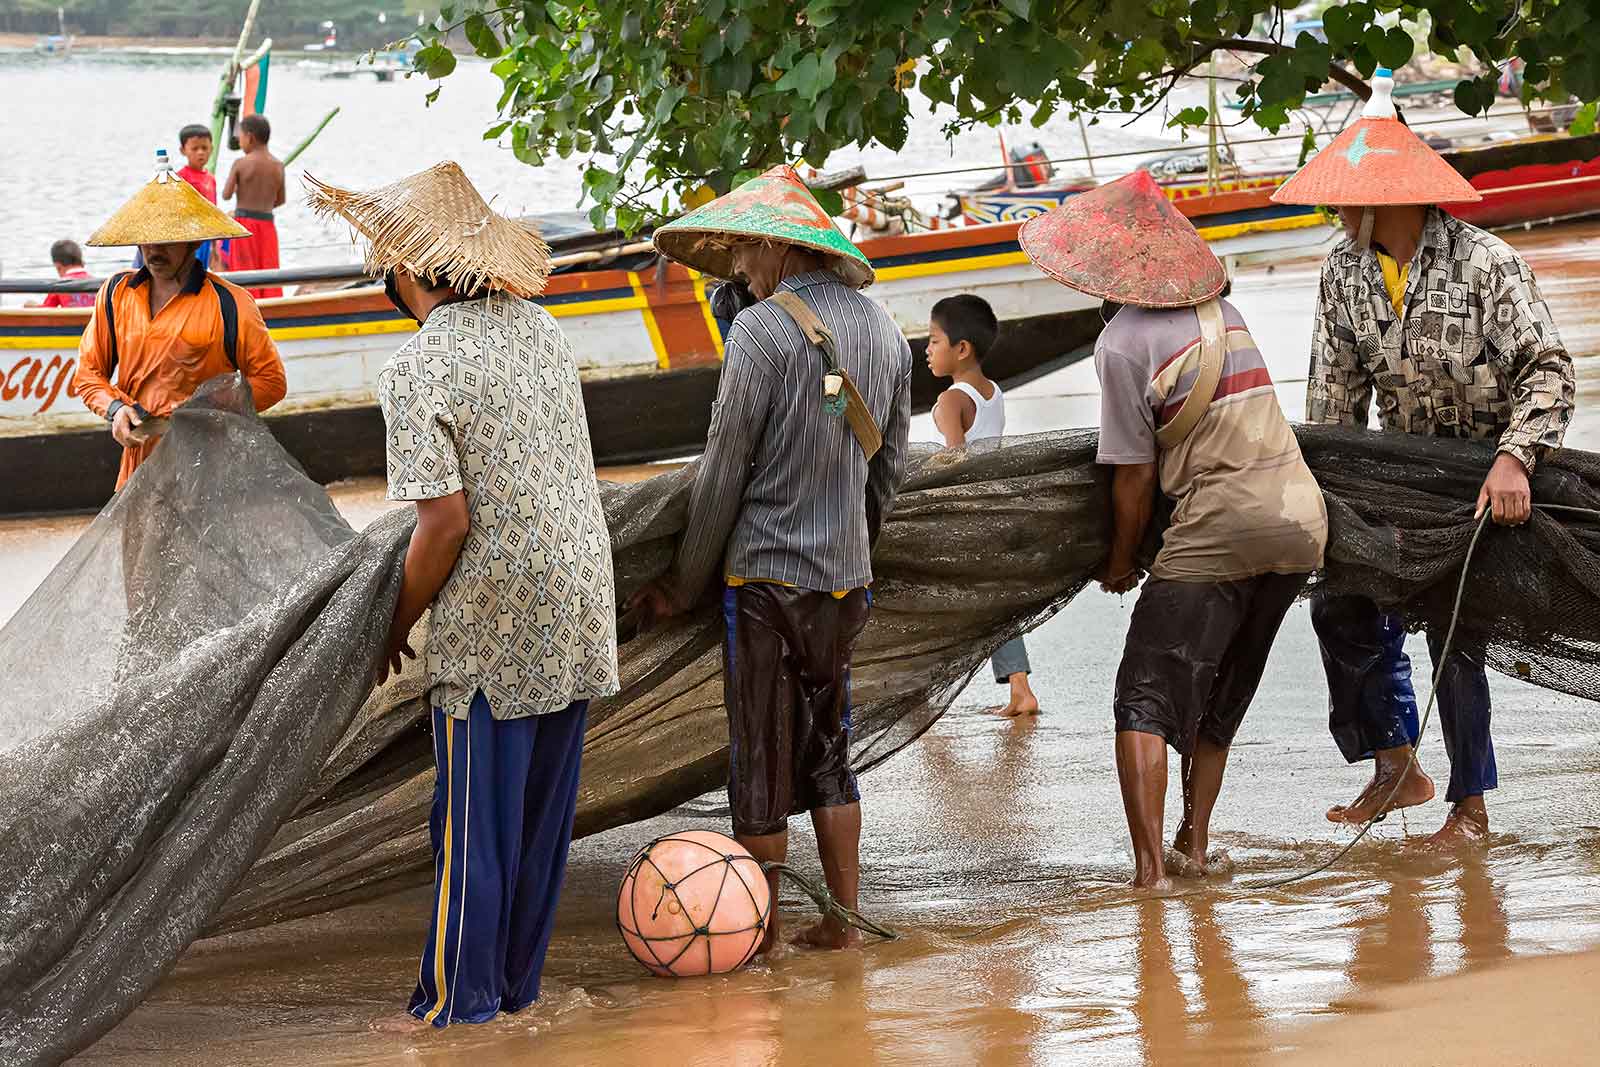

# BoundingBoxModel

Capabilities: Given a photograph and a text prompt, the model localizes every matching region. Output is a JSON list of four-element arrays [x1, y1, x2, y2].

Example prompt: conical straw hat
[[88, 170, 250, 247], [654, 164, 874, 289], [1018, 170, 1226, 308], [1272, 69, 1481, 207], [304, 162, 553, 298]]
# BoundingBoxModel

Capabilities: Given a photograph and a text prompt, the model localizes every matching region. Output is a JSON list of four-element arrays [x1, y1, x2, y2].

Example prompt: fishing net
[[4, 375, 1600, 1062]]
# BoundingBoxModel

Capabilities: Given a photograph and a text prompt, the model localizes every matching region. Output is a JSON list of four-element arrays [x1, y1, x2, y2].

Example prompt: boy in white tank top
[[927, 294, 1040, 718]]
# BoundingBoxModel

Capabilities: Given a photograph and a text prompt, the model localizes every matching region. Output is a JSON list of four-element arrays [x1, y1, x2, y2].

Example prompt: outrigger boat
[[0, 170, 1334, 515], [950, 123, 1600, 234]]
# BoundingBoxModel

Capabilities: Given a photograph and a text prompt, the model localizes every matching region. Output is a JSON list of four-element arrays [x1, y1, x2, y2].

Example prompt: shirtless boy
[[222, 114, 286, 298]]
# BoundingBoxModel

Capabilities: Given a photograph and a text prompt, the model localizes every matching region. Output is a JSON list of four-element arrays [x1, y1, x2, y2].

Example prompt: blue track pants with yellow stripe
[[407, 691, 587, 1027]]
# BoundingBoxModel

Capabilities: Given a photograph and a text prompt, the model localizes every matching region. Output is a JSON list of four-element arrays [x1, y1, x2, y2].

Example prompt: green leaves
[[413, 42, 456, 80], [464, 13, 503, 58], [398, 0, 1597, 233], [1571, 102, 1598, 138], [1168, 105, 1209, 127], [774, 52, 837, 101]]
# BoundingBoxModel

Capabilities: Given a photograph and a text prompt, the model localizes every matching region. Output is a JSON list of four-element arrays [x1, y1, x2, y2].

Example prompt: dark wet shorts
[[722, 583, 870, 837], [1114, 572, 1308, 754]]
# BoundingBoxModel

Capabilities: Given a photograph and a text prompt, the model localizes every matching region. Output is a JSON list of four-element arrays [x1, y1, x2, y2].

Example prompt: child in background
[[222, 114, 286, 298], [177, 124, 217, 268], [28, 239, 96, 308], [927, 293, 1042, 718]]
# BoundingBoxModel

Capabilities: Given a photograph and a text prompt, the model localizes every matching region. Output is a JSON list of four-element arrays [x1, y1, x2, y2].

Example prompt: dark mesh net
[[2, 379, 1597, 1062]]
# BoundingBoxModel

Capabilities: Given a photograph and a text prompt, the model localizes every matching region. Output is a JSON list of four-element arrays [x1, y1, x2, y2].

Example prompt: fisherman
[[1019, 171, 1328, 890], [632, 165, 912, 950], [27, 239, 96, 308], [1273, 68, 1575, 846], [74, 154, 286, 491], [307, 162, 619, 1027], [222, 114, 285, 298]]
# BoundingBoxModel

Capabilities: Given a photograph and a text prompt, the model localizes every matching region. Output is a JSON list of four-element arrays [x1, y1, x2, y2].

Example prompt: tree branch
[[1197, 37, 1371, 100]]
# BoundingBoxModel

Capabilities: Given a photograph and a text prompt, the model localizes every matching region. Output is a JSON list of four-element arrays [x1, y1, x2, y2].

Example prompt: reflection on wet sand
[[36, 219, 1600, 1063]]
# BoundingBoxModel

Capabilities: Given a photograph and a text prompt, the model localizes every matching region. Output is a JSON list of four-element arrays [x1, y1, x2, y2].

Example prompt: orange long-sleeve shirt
[[74, 261, 287, 488]]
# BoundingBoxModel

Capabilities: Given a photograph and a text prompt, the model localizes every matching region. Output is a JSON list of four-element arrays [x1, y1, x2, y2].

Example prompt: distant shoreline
[[0, 32, 232, 49]]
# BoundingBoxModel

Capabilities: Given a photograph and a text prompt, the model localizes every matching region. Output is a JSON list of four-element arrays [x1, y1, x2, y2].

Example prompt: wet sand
[[3, 220, 1595, 1063]]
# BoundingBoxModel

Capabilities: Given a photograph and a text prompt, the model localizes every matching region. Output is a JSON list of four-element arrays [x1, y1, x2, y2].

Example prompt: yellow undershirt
[[1377, 251, 1409, 318]]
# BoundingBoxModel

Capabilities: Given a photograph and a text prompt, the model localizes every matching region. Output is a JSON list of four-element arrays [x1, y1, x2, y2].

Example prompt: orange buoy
[[616, 830, 771, 977]]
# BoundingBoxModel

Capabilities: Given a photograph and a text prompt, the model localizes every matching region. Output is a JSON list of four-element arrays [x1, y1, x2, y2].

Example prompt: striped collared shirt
[[672, 270, 913, 598]]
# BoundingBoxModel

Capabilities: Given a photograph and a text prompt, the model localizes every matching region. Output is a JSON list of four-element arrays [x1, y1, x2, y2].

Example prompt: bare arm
[[272, 160, 287, 208], [380, 492, 469, 681], [221, 161, 239, 201], [932, 389, 974, 448], [1103, 462, 1158, 592]]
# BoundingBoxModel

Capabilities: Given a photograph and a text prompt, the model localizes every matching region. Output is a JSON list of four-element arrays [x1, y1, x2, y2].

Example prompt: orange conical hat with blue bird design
[[1272, 69, 1481, 207]]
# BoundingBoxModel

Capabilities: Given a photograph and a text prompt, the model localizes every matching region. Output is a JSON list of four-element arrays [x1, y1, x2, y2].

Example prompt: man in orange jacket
[[74, 154, 287, 490]]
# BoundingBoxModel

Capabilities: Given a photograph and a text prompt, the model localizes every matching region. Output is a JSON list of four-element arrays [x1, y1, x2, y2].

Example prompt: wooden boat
[[0, 172, 1333, 517], [952, 131, 1600, 236]]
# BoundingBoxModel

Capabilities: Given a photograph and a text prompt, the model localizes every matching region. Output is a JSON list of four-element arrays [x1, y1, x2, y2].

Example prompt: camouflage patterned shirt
[[1306, 208, 1573, 472]]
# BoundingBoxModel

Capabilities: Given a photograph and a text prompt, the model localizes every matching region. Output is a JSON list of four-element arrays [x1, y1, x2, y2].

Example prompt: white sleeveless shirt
[[948, 380, 1006, 442]]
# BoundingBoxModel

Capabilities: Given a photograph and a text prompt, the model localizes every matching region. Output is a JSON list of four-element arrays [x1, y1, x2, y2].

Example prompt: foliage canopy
[[405, 1, 1599, 230]]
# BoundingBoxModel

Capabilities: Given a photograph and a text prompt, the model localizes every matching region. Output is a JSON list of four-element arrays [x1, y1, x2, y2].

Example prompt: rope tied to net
[[762, 862, 899, 940], [1244, 499, 1600, 891]]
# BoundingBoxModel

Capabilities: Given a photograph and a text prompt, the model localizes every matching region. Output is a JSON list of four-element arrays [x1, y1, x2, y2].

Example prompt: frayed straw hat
[[89, 169, 249, 247], [1020, 171, 1226, 308], [654, 164, 874, 289], [305, 162, 553, 298]]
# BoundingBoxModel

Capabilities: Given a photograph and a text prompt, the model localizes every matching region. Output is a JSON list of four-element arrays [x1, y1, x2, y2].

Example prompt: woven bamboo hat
[[305, 161, 553, 298], [1272, 69, 1481, 207], [1019, 170, 1226, 308], [654, 164, 874, 289], [88, 165, 250, 247]]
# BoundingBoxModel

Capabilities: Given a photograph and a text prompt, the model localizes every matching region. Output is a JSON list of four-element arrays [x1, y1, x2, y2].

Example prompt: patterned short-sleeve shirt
[[377, 295, 618, 720]]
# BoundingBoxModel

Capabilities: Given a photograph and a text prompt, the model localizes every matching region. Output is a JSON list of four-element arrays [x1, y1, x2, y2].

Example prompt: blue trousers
[[407, 692, 587, 1027], [1311, 595, 1496, 803], [991, 636, 1031, 683]]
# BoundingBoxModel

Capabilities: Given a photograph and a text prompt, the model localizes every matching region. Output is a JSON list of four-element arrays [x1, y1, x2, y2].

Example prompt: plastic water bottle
[[1363, 67, 1397, 120], [154, 147, 175, 180]]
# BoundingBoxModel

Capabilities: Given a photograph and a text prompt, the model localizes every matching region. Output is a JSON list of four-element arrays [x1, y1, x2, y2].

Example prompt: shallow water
[[0, 219, 1578, 1062]]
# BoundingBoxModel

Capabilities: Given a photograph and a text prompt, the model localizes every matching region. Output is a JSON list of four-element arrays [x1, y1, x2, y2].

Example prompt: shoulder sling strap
[[99, 271, 133, 380], [768, 290, 884, 461], [99, 271, 239, 379], [212, 279, 240, 370], [1154, 298, 1227, 450]]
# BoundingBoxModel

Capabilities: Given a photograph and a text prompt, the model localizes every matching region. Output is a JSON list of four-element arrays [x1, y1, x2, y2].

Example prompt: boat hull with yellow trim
[[0, 220, 1106, 514]]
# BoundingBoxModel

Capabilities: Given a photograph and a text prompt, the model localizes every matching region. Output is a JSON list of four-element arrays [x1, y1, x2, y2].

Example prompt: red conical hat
[[1272, 70, 1481, 207], [1018, 170, 1225, 308]]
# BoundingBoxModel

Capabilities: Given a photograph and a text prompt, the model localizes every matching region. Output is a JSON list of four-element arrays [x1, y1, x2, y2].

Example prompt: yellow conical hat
[[88, 169, 250, 247]]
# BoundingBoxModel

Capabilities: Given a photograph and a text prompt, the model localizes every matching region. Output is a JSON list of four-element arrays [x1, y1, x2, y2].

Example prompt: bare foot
[[1327, 760, 1435, 824], [795, 917, 862, 950], [1172, 822, 1206, 871], [1164, 848, 1206, 879], [1417, 802, 1489, 850], [1130, 873, 1175, 894], [982, 697, 1040, 718], [371, 1013, 433, 1034]]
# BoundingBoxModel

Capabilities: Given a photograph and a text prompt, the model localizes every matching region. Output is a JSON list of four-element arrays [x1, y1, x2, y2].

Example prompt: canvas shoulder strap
[[768, 290, 883, 460], [1154, 299, 1227, 450], [99, 271, 133, 380], [211, 278, 240, 369]]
